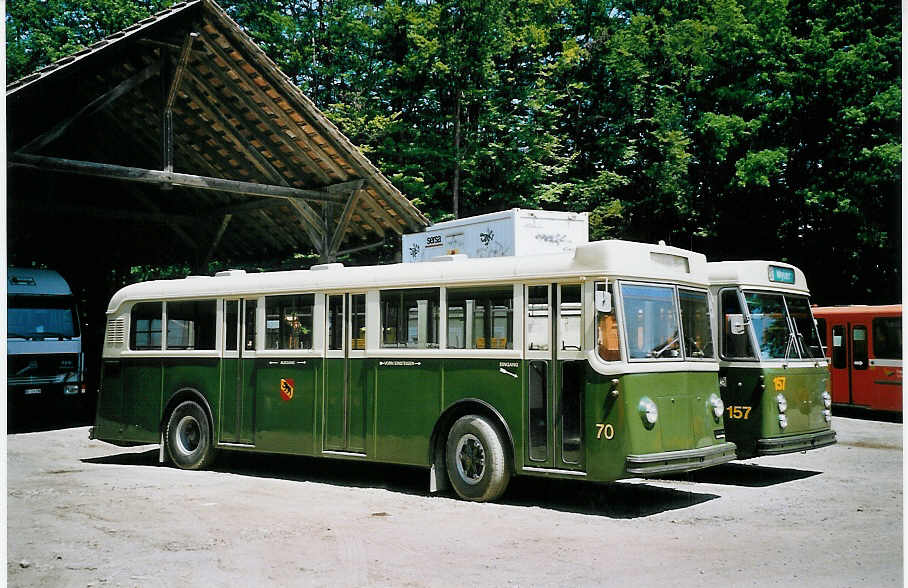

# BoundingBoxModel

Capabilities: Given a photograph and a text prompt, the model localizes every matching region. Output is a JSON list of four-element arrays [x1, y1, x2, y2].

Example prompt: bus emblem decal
[[773, 376, 786, 392], [280, 378, 295, 402]]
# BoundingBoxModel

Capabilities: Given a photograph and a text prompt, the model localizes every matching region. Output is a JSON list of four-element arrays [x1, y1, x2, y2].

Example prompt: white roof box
[[402, 208, 588, 262]]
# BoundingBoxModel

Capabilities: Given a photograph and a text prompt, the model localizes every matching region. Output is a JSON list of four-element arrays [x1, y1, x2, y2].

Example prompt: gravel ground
[[5, 416, 902, 587]]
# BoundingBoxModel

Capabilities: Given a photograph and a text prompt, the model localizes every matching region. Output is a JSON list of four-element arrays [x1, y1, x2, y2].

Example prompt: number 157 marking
[[726, 406, 752, 419]]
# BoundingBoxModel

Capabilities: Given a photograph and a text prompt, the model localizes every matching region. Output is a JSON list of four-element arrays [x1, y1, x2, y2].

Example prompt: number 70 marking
[[595, 423, 615, 440]]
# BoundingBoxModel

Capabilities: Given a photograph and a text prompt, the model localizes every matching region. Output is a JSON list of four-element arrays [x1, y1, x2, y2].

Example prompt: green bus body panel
[[252, 358, 319, 454], [584, 369, 628, 481], [443, 358, 523, 462], [95, 360, 125, 440], [375, 359, 442, 464], [124, 360, 163, 443], [323, 357, 346, 450], [219, 359, 240, 442], [348, 359, 369, 453], [720, 365, 832, 458], [96, 354, 731, 483], [583, 370, 724, 481], [95, 358, 220, 445]]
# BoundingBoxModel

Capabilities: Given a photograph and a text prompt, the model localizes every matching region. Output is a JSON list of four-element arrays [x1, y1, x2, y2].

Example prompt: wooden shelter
[[7, 0, 428, 270]]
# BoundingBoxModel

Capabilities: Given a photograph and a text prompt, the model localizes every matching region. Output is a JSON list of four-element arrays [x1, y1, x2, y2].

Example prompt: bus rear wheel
[[165, 401, 216, 470], [445, 415, 510, 502]]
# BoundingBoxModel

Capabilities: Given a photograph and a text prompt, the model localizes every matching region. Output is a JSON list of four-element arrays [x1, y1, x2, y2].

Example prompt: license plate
[[24, 388, 42, 395]]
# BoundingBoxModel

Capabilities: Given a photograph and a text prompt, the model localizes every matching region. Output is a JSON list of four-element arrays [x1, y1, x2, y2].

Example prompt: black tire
[[165, 400, 216, 470], [445, 415, 510, 502]]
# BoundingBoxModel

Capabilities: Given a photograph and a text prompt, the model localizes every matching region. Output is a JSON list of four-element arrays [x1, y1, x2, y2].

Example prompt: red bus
[[813, 305, 902, 413]]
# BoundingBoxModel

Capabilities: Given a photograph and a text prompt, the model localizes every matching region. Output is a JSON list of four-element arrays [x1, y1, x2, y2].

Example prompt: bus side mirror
[[595, 289, 612, 313], [729, 315, 746, 335]]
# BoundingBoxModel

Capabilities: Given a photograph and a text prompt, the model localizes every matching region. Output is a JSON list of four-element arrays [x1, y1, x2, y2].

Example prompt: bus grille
[[7, 354, 78, 383], [105, 318, 126, 346]]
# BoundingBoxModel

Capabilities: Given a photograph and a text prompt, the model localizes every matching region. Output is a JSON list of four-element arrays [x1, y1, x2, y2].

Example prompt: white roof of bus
[[707, 260, 810, 295], [107, 239, 709, 313], [7, 268, 72, 296]]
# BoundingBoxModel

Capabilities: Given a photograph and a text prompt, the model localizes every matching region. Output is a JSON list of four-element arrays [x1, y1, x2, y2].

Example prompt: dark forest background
[[7, 0, 901, 304]]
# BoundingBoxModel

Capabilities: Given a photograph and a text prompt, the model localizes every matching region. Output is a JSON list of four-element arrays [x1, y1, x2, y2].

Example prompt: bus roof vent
[[214, 269, 247, 278], [428, 254, 468, 263], [310, 263, 344, 271]]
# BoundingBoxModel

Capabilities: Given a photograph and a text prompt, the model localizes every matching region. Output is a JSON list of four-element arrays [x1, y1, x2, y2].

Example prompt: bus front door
[[524, 284, 585, 472], [828, 323, 850, 405], [220, 299, 256, 445], [323, 293, 368, 454], [850, 323, 872, 407]]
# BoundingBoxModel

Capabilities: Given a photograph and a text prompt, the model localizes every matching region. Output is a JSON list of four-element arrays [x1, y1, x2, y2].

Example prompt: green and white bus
[[708, 261, 836, 458], [92, 240, 737, 501]]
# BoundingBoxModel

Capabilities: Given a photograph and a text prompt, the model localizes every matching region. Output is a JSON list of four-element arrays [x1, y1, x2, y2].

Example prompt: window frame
[[677, 287, 716, 361], [617, 281, 685, 363]]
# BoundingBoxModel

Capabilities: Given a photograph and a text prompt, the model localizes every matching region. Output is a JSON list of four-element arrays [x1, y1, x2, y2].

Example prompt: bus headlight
[[823, 410, 832, 423], [776, 394, 787, 414], [709, 394, 724, 421], [778, 414, 788, 429], [822, 392, 832, 409], [638, 397, 658, 428], [64, 384, 80, 396]]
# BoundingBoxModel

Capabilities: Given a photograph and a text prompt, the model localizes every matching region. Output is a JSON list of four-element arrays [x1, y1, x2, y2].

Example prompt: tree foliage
[[6, 0, 900, 303]]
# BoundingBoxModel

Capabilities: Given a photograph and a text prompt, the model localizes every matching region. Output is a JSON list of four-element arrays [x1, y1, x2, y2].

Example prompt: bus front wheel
[[165, 401, 216, 470], [445, 415, 510, 502]]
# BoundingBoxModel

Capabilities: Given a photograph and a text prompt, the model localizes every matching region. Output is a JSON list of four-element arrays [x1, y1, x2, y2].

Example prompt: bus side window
[[446, 285, 514, 350], [380, 288, 439, 349], [831, 325, 846, 369], [852, 326, 868, 370], [166, 300, 217, 350], [244, 300, 257, 352], [872, 317, 902, 360], [265, 294, 314, 350], [559, 284, 582, 351], [130, 302, 162, 350], [526, 285, 550, 351], [595, 283, 620, 361], [720, 290, 755, 359], [351, 294, 366, 350]]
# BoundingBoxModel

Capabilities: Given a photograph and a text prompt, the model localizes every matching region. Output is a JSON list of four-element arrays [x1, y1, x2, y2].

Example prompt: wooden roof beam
[[193, 60, 333, 185], [182, 68, 327, 246], [9, 153, 347, 204], [19, 61, 162, 153], [178, 76, 285, 185], [196, 26, 350, 180]]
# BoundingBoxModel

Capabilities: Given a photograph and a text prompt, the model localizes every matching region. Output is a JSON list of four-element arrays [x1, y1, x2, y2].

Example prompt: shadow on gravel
[[832, 405, 902, 423], [661, 462, 821, 487], [500, 477, 719, 518], [8, 407, 94, 434], [82, 448, 718, 517], [83, 449, 161, 467]]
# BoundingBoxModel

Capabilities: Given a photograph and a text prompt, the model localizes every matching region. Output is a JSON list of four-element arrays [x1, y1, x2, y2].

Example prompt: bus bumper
[[756, 429, 837, 456], [626, 442, 737, 476]]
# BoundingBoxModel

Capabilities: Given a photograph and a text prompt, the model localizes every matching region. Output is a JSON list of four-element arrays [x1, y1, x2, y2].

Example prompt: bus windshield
[[743, 292, 791, 359], [621, 284, 681, 359], [785, 296, 824, 359], [8, 295, 80, 340]]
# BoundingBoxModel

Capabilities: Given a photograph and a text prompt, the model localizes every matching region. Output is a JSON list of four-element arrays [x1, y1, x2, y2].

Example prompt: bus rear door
[[221, 299, 256, 444], [323, 293, 368, 454]]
